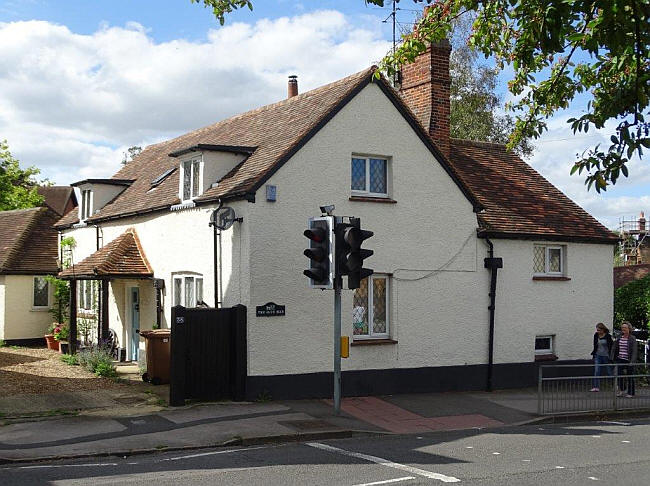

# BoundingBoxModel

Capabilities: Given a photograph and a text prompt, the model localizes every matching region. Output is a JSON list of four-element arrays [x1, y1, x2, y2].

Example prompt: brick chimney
[[288, 75, 298, 98], [399, 40, 451, 158]]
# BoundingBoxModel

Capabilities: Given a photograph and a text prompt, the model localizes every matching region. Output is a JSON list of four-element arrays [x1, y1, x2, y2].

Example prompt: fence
[[169, 304, 247, 406], [538, 361, 650, 415]]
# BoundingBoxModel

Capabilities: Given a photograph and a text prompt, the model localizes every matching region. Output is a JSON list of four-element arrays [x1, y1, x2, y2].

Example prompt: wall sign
[[256, 302, 286, 317]]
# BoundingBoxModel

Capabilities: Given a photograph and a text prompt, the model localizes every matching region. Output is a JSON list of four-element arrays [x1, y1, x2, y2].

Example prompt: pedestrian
[[590, 322, 613, 392], [610, 321, 638, 398]]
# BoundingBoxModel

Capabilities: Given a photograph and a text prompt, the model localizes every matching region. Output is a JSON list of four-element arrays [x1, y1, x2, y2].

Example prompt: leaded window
[[533, 245, 564, 275], [33, 277, 49, 308], [351, 156, 388, 197], [353, 275, 389, 339], [173, 275, 203, 307], [181, 156, 202, 201]]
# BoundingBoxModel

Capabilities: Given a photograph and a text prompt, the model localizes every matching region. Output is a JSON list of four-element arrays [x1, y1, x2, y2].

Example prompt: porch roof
[[59, 228, 153, 280]]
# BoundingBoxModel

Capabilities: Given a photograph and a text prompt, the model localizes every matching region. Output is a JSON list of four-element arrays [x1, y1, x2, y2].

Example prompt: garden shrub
[[614, 275, 650, 329], [60, 353, 79, 366], [78, 346, 117, 377]]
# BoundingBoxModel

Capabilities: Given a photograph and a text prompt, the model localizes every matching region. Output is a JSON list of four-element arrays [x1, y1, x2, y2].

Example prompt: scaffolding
[[619, 212, 648, 265]]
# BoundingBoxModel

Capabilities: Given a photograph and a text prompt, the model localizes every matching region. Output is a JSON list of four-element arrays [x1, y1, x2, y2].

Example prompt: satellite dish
[[213, 206, 237, 230]]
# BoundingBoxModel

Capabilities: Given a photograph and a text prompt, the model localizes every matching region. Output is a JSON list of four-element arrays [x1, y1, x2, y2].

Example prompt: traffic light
[[303, 216, 334, 289], [335, 217, 373, 289]]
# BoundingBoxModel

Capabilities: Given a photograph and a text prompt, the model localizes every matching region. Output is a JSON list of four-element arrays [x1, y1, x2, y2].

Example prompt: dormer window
[[180, 156, 202, 201], [80, 189, 92, 220]]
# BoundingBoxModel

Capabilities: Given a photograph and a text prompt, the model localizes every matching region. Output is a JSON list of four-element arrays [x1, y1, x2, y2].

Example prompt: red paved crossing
[[330, 396, 503, 434]]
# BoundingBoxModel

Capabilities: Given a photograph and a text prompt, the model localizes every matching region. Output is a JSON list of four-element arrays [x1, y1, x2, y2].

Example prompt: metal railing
[[538, 361, 650, 415]]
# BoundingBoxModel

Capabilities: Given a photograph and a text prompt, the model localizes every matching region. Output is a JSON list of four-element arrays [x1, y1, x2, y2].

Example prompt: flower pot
[[59, 341, 69, 354], [44, 334, 58, 351]]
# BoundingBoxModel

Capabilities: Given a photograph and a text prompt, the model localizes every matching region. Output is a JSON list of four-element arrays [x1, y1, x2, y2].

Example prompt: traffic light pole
[[333, 215, 342, 415], [333, 280, 342, 415]]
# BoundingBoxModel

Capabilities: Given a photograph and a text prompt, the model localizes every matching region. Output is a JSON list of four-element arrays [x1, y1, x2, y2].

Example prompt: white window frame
[[179, 155, 203, 202], [535, 335, 554, 355], [351, 156, 389, 198], [80, 189, 93, 220], [173, 274, 204, 308], [32, 276, 50, 309], [352, 274, 390, 340], [78, 280, 97, 312], [533, 245, 564, 276]]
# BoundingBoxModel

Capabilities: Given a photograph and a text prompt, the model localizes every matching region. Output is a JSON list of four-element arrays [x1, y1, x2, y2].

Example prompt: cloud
[[528, 114, 650, 229], [0, 11, 390, 185]]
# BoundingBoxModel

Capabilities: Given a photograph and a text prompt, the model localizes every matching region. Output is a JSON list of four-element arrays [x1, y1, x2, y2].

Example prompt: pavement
[[0, 384, 543, 464]]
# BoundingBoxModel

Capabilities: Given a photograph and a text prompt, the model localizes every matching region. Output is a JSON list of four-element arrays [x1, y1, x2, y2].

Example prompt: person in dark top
[[610, 321, 638, 397], [590, 322, 614, 392]]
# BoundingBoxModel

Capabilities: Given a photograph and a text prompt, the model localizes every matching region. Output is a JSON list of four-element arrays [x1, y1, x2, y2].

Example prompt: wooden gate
[[169, 304, 247, 406]]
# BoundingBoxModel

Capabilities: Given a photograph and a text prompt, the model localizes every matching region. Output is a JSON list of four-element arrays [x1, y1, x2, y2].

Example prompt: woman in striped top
[[610, 322, 638, 398]]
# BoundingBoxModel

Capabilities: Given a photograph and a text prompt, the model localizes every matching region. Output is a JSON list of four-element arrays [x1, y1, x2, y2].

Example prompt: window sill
[[351, 338, 398, 346], [532, 276, 571, 281], [349, 196, 396, 204], [535, 353, 558, 362], [30, 307, 50, 312]]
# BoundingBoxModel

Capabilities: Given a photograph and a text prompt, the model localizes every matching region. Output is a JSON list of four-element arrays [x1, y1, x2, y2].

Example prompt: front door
[[130, 287, 140, 361]]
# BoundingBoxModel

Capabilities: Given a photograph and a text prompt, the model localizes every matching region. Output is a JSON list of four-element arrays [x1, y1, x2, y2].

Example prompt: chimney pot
[[288, 75, 298, 98]]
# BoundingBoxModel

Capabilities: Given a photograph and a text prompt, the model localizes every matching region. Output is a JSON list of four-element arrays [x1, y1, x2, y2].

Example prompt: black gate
[[169, 304, 247, 406]]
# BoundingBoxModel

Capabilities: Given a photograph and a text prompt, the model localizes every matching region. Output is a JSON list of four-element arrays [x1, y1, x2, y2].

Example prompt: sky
[[0, 0, 647, 229]]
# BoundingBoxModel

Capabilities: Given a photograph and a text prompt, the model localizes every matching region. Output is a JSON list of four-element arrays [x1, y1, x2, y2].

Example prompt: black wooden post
[[69, 279, 77, 355], [232, 304, 247, 401], [169, 305, 187, 406], [101, 280, 109, 341]]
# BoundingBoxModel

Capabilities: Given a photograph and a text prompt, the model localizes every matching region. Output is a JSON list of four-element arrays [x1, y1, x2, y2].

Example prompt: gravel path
[[0, 346, 130, 395]]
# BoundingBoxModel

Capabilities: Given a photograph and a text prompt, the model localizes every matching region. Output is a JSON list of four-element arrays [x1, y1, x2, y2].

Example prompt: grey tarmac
[[3, 419, 650, 485]]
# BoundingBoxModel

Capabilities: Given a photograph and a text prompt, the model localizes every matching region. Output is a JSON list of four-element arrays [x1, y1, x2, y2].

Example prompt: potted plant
[[53, 324, 70, 354], [44, 323, 59, 351]]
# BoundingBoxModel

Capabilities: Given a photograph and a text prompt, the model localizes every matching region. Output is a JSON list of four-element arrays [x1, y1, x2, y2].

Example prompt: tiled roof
[[37, 186, 77, 216], [450, 139, 619, 243], [55, 67, 381, 228], [614, 264, 650, 289], [53, 67, 617, 244], [0, 207, 60, 274], [59, 228, 152, 279]]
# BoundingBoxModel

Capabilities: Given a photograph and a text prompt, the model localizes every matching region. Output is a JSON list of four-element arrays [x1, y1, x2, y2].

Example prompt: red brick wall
[[399, 41, 451, 158]]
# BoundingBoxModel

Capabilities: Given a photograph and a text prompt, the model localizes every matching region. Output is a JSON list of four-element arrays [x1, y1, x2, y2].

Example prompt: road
[[3, 419, 650, 485]]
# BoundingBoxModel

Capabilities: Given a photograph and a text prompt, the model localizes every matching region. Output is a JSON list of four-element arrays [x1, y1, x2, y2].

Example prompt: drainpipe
[[483, 237, 503, 392], [209, 200, 223, 308]]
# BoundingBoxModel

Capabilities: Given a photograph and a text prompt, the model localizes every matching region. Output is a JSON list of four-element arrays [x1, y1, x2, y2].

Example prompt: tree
[[121, 146, 143, 165], [448, 15, 534, 157], [195, 0, 649, 192], [0, 139, 44, 211]]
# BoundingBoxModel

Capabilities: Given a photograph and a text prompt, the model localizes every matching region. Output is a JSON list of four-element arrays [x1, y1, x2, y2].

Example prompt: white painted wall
[[492, 239, 614, 363], [202, 151, 248, 194], [0, 276, 5, 340], [1, 275, 54, 340], [246, 83, 485, 376], [62, 199, 250, 356]]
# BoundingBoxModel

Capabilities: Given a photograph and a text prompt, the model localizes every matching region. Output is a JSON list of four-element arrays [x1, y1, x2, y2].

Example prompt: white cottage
[[55, 44, 617, 399]]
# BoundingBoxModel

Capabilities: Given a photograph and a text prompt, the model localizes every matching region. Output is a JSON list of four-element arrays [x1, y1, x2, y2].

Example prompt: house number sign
[[256, 302, 286, 317]]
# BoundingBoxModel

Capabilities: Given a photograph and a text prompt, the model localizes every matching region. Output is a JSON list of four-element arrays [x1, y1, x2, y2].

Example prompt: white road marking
[[352, 477, 416, 486], [162, 446, 268, 461], [600, 421, 630, 426], [591, 435, 601, 438], [14, 463, 118, 470], [555, 466, 565, 469], [492, 452, 500, 455], [622, 440, 631, 443], [465, 447, 473, 449], [588, 477, 599, 481], [306, 442, 460, 483], [522, 460, 531, 462]]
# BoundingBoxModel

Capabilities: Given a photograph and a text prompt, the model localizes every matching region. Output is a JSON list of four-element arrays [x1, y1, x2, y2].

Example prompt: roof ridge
[[451, 138, 508, 150], [0, 206, 43, 215], [131, 67, 376, 158]]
